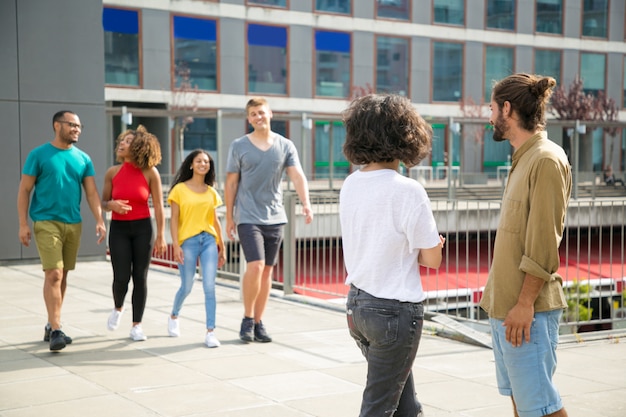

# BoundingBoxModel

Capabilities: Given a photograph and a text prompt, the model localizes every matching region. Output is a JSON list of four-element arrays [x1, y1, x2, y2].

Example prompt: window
[[536, 0, 562, 34], [315, 31, 351, 98], [103, 8, 140, 86], [431, 124, 461, 176], [247, 0, 287, 7], [248, 119, 287, 137], [580, 52, 606, 96], [483, 127, 512, 175], [433, 42, 463, 102], [535, 49, 561, 85], [433, 0, 464, 26], [173, 16, 217, 91], [376, 36, 409, 96], [486, 0, 515, 30], [582, 0, 608, 38], [484, 46, 514, 101], [315, 0, 350, 14], [314, 121, 349, 179], [247, 24, 287, 95], [376, 0, 410, 21], [184, 118, 217, 161]]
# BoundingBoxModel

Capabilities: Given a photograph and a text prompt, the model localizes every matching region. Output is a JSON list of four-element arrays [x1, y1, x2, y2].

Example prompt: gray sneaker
[[254, 321, 272, 343], [44, 324, 72, 344], [239, 317, 254, 342]]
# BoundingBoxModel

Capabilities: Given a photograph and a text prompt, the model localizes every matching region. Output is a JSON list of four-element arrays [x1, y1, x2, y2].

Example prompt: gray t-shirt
[[226, 133, 301, 225]]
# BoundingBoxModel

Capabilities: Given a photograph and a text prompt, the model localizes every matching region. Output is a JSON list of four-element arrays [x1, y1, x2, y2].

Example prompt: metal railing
[[149, 189, 626, 334]]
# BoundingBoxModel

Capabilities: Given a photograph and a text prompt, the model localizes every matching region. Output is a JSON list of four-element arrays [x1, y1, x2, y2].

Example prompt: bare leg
[[43, 268, 65, 330], [511, 397, 568, 417], [242, 260, 265, 318], [253, 265, 274, 322]]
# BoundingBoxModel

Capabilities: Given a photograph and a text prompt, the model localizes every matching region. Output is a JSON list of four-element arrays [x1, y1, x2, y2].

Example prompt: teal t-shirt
[[23, 143, 96, 224]]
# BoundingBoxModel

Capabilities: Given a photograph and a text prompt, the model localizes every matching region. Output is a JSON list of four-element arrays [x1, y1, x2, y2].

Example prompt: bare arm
[[224, 172, 239, 239], [286, 165, 313, 224], [148, 167, 167, 255], [82, 176, 106, 244], [101, 166, 131, 214], [170, 201, 183, 264], [17, 174, 36, 246], [503, 273, 545, 347], [418, 235, 445, 269], [213, 211, 226, 268]]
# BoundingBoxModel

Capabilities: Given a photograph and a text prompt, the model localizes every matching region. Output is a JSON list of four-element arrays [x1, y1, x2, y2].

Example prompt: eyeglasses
[[57, 120, 83, 130]]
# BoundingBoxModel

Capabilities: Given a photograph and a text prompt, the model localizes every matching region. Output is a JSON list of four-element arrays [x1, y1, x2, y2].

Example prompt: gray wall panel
[[465, 42, 483, 102], [410, 37, 431, 103], [0, 0, 18, 101], [220, 18, 245, 95], [352, 32, 374, 93], [516, 0, 534, 35], [142, 9, 171, 91], [16, 0, 104, 104], [564, 0, 581, 38], [562, 49, 579, 86], [466, 0, 484, 30], [289, 26, 313, 99], [354, 0, 374, 19], [516, 45, 533, 74], [0, 101, 22, 261]]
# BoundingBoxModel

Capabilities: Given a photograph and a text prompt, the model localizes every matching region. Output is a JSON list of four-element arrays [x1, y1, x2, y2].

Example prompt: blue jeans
[[346, 285, 424, 417], [171, 232, 218, 329]]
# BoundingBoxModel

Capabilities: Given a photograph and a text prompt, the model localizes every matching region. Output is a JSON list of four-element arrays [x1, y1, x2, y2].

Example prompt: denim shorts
[[489, 309, 564, 417]]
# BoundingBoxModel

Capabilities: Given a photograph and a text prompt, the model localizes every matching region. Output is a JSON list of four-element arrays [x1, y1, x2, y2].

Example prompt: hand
[[173, 246, 184, 264], [96, 222, 106, 245], [218, 251, 227, 268], [439, 234, 446, 248], [154, 235, 167, 256], [303, 206, 314, 224], [19, 225, 31, 247], [503, 303, 534, 347], [110, 199, 132, 215], [226, 220, 236, 240]]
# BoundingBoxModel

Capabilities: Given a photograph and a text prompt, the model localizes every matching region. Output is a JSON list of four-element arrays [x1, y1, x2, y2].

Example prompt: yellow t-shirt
[[168, 183, 222, 246]]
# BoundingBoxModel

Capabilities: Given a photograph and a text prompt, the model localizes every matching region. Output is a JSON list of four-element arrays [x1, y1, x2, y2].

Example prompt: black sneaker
[[44, 324, 72, 344], [239, 317, 254, 343], [49, 330, 67, 351], [254, 321, 272, 343]]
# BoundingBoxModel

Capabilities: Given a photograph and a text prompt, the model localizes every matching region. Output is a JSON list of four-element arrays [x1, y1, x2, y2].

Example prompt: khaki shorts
[[33, 221, 82, 271]]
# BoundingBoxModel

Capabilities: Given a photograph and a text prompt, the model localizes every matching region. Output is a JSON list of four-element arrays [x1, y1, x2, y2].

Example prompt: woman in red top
[[101, 125, 166, 341]]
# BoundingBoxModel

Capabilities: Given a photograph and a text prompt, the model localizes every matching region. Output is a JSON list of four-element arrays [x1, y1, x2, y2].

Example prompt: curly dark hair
[[115, 125, 162, 170], [342, 94, 433, 167], [491, 73, 556, 132], [170, 149, 215, 192]]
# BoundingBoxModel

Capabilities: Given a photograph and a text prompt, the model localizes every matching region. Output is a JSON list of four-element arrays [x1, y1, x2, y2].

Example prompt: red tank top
[[111, 162, 151, 221]]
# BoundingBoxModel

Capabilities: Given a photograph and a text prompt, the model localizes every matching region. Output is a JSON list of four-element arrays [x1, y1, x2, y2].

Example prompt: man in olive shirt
[[480, 74, 572, 417]]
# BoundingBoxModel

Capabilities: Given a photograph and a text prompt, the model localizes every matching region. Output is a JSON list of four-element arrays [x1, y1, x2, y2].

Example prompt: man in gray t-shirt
[[225, 97, 313, 344]]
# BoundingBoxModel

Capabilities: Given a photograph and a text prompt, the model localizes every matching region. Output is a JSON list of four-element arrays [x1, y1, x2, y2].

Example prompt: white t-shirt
[[339, 169, 441, 302]]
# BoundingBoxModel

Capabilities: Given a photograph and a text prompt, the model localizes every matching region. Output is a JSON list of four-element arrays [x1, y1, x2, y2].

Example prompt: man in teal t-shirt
[[17, 110, 106, 352]]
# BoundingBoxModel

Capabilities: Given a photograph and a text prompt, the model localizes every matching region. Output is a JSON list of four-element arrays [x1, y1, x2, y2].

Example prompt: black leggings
[[108, 218, 153, 323]]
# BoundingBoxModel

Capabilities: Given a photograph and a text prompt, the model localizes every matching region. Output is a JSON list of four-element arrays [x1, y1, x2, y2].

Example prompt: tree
[[171, 62, 199, 165]]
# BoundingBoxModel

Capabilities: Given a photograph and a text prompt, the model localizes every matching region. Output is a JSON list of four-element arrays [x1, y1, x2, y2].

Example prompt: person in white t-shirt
[[340, 94, 445, 417]]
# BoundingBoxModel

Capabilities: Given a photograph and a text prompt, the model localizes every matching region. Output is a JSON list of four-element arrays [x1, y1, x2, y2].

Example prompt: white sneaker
[[168, 316, 180, 337], [107, 308, 124, 331], [130, 325, 147, 341], [205, 331, 220, 348]]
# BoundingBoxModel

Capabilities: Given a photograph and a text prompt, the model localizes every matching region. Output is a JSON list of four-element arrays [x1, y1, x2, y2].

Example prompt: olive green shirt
[[479, 131, 572, 319]]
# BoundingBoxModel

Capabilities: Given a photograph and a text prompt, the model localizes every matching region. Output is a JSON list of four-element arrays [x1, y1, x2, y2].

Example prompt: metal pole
[[216, 109, 223, 187], [329, 122, 334, 190], [282, 193, 296, 295], [447, 116, 454, 200], [573, 120, 579, 200]]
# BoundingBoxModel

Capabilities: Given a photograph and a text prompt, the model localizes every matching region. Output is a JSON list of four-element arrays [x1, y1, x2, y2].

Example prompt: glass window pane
[[315, 0, 350, 14], [376, 36, 409, 96], [536, 0, 562, 34], [248, 120, 287, 137], [623, 56, 626, 108], [315, 31, 351, 98], [433, 0, 464, 26], [248, 0, 287, 7], [183, 118, 218, 161], [174, 17, 217, 91], [103, 8, 139, 86], [247, 24, 288, 95], [580, 52, 606, 96], [376, 0, 410, 20], [314, 121, 349, 180], [483, 127, 512, 175], [486, 0, 515, 30], [535, 49, 561, 84], [433, 42, 463, 102], [484, 46, 514, 101], [583, 0, 608, 38]]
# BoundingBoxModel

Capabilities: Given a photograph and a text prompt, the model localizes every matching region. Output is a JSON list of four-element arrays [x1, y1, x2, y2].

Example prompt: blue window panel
[[248, 24, 287, 47], [174, 16, 216, 41], [103, 8, 138, 34], [315, 31, 350, 53]]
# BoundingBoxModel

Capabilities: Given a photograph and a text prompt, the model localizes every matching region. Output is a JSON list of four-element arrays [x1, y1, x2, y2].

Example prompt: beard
[[492, 113, 509, 142]]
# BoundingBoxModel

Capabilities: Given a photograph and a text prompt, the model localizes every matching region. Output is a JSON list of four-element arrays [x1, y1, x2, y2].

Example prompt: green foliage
[[564, 280, 594, 322]]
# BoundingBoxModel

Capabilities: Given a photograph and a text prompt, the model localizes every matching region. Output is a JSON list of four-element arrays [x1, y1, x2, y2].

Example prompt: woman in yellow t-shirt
[[167, 149, 226, 348]]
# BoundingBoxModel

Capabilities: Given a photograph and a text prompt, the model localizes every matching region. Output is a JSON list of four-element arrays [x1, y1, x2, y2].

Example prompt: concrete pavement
[[1, 261, 625, 417]]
